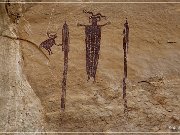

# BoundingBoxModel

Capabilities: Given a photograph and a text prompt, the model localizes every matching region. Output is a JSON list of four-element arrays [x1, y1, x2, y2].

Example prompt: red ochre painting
[[0, 0, 180, 133]]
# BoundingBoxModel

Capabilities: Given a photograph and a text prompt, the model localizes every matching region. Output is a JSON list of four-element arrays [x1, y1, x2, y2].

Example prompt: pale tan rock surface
[[0, 4, 45, 132], [0, 0, 180, 133]]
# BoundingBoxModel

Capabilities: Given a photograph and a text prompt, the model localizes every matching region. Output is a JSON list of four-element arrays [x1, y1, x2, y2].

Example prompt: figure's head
[[52, 34, 57, 39], [83, 10, 106, 25], [47, 32, 57, 39], [124, 18, 128, 27]]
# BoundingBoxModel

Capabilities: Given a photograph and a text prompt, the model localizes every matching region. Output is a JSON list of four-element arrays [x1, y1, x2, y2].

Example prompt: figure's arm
[[53, 38, 62, 46], [77, 23, 86, 27], [100, 21, 111, 27], [55, 41, 63, 46], [58, 44, 63, 46]]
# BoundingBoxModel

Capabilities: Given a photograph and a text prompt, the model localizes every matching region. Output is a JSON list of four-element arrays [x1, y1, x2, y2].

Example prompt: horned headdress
[[83, 10, 107, 23]]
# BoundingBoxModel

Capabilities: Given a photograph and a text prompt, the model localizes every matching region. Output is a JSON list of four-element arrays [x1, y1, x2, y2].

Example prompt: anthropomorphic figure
[[78, 10, 110, 82], [122, 18, 129, 116], [61, 22, 70, 111]]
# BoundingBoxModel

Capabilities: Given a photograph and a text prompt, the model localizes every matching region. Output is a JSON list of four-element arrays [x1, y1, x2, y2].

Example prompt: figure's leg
[[49, 48, 53, 54], [47, 49, 51, 55], [93, 77, 96, 83], [87, 75, 90, 82]]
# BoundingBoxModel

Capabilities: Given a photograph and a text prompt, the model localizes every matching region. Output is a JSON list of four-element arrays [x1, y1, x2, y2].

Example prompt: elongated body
[[122, 19, 129, 116], [61, 22, 69, 111], [85, 25, 101, 80]]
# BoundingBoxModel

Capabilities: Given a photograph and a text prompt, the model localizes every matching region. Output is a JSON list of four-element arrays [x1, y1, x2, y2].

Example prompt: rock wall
[[0, 4, 46, 132], [0, 0, 180, 133]]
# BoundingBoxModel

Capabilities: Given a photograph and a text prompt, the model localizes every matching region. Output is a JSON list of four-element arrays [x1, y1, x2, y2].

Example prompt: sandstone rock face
[[0, 4, 45, 132], [0, 0, 180, 133]]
